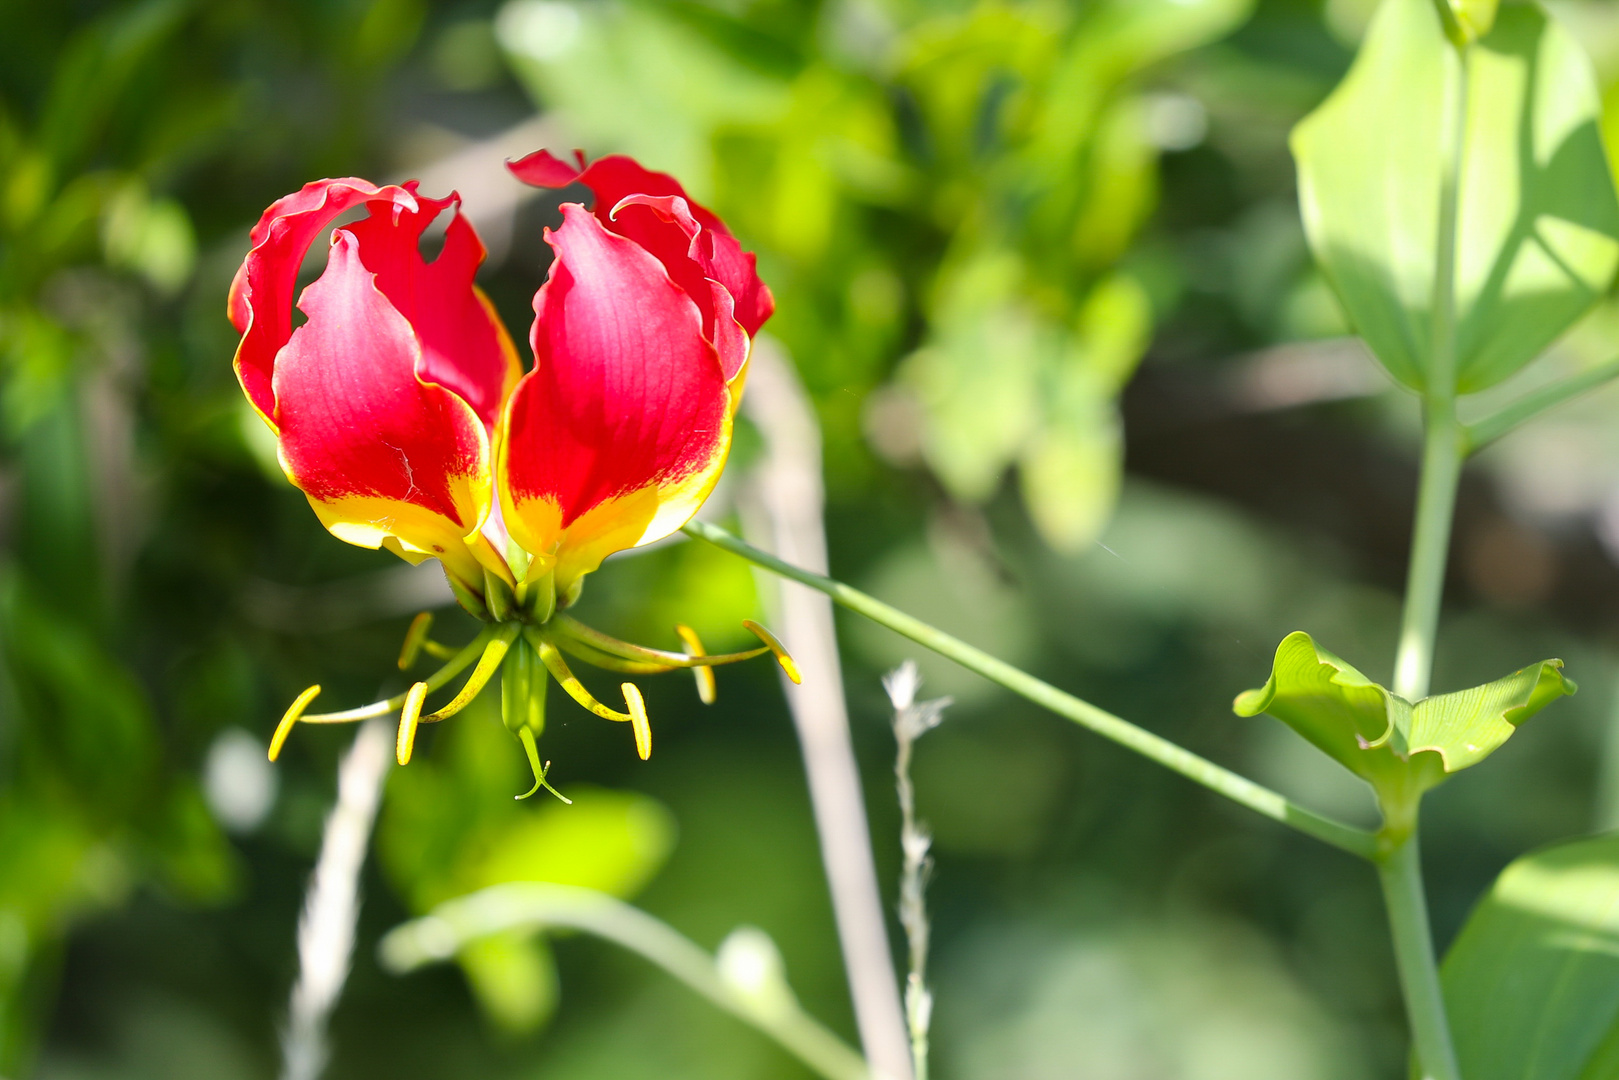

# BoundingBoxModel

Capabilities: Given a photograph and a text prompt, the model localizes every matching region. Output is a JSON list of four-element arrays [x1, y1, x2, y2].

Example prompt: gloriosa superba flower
[[230, 149, 796, 799]]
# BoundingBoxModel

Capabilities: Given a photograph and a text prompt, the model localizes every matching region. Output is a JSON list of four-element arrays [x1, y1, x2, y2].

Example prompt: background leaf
[[1442, 832, 1619, 1079], [1293, 0, 1619, 393]]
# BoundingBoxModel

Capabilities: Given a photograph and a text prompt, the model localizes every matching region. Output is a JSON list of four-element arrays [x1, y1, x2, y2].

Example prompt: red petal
[[275, 229, 491, 560], [610, 193, 750, 381], [506, 148, 588, 188], [230, 178, 418, 422], [343, 189, 521, 430], [507, 150, 774, 346], [499, 204, 730, 587]]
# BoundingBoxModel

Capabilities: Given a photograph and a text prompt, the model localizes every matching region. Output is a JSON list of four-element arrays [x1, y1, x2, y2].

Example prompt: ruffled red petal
[[275, 229, 491, 552], [342, 188, 520, 430], [229, 178, 418, 423], [498, 204, 731, 587], [508, 150, 774, 374]]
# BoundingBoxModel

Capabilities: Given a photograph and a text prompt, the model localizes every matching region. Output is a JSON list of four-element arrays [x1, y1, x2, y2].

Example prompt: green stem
[[1394, 34, 1469, 705], [380, 884, 874, 1080], [1392, 399, 1463, 702], [1377, 834, 1461, 1080], [1379, 36, 1470, 1080], [1462, 355, 1619, 452], [682, 520, 1377, 860]]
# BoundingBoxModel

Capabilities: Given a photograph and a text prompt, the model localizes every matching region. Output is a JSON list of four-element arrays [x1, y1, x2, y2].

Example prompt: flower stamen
[[424, 624, 520, 722], [395, 681, 429, 765], [269, 684, 323, 761], [397, 613, 457, 669], [742, 620, 801, 683], [548, 613, 770, 669], [531, 634, 637, 722], [675, 624, 717, 704], [623, 682, 652, 759]]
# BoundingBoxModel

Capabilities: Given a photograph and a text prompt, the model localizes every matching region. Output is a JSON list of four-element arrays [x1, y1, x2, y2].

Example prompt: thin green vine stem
[[1463, 355, 1619, 452], [1378, 833, 1461, 1080], [1379, 35, 1472, 1080], [682, 520, 1378, 860], [380, 883, 874, 1080]]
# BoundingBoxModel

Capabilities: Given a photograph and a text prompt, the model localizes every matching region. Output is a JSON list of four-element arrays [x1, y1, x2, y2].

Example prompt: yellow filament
[[303, 630, 490, 724], [623, 682, 652, 760], [269, 685, 322, 762], [533, 637, 634, 722], [398, 612, 434, 669], [743, 620, 801, 684], [675, 624, 717, 704], [549, 613, 767, 668], [425, 628, 517, 721], [396, 681, 428, 765]]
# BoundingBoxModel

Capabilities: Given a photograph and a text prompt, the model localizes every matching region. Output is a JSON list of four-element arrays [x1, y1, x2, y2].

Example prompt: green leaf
[[1234, 631, 1574, 806], [452, 785, 676, 899], [1442, 832, 1619, 1079], [458, 931, 559, 1034], [1233, 631, 1423, 798], [1448, 0, 1498, 42], [1292, 0, 1619, 393], [1018, 374, 1121, 553]]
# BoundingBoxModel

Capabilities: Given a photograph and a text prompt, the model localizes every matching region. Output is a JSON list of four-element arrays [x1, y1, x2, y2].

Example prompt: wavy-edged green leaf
[[1234, 631, 1575, 803], [1234, 631, 1422, 797], [1292, 0, 1619, 393], [1442, 832, 1619, 1079], [1406, 655, 1573, 771]]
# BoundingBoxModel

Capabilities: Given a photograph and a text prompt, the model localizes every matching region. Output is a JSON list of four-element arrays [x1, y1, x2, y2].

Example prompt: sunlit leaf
[[1292, 0, 1619, 393], [458, 931, 559, 1033], [1019, 375, 1120, 553], [900, 254, 1048, 502], [1234, 631, 1574, 803], [1442, 832, 1619, 1079], [453, 785, 676, 899], [1448, 0, 1498, 42]]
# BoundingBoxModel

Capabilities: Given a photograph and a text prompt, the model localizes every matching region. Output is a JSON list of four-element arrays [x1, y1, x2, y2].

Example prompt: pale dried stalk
[[883, 661, 948, 1080], [280, 718, 392, 1080], [740, 340, 914, 1080]]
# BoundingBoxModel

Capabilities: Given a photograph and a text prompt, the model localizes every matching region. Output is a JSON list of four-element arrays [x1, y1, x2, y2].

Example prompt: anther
[[623, 683, 652, 760], [742, 620, 801, 684], [269, 685, 322, 762], [398, 613, 435, 670], [396, 681, 428, 765], [674, 624, 717, 704]]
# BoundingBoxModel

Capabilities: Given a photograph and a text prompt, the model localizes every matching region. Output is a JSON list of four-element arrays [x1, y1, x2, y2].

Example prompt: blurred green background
[[6, 0, 1619, 1076]]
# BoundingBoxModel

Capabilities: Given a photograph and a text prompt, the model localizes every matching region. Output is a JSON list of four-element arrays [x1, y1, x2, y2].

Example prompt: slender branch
[[739, 342, 916, 1080], [1377, 835, 1461, 1080], [682, 519, 1378, 860], [1462, 355, 1619, 452], [378, 884, 875, 1080]]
